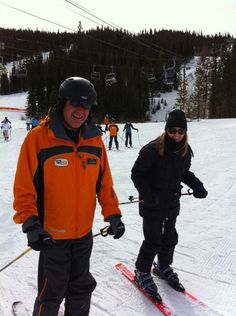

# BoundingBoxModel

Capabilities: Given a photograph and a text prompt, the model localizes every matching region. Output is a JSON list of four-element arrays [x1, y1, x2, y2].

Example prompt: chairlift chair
[[14, 64, 27, 79], [140, 67, 148, 79], [105, 65, 117, 86], [90, 64, 101, 81], [105, 73, 117, 86], [0, 56, 7, 76], [162, 68, 177, 85], [14, 68, 27, 78], [162, 60, 177, 85], [147, 69, 156, 83], [14, 55, 27, 78]]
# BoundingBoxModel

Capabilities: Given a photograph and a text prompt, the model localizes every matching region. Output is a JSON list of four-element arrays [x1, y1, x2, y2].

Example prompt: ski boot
[[134, 269, 162, 303], [153, 262, 185, 292]]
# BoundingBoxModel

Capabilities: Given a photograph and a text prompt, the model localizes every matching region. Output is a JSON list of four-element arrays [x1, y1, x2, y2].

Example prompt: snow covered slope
[[0, 94, 236, 315]]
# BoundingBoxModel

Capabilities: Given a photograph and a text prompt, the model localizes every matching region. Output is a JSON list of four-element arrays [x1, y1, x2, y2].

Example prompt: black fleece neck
[[164, 134, 185, 154]]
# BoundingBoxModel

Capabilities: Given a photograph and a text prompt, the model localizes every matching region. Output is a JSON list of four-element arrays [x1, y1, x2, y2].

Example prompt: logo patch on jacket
[[87, 158, 97, 165], [54, 158, 69, 167]]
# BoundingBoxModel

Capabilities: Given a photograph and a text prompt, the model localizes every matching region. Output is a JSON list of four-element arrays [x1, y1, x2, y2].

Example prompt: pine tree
[[192, 55, 211, 119], [175, 63, 188, 111]]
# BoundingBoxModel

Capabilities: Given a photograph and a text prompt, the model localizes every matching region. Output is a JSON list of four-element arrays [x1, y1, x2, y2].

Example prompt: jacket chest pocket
[[79, 156, 100, 180]]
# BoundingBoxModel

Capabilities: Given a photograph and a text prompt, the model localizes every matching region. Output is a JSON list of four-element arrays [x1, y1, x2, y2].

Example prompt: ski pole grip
[[100, 225, 109, 237]]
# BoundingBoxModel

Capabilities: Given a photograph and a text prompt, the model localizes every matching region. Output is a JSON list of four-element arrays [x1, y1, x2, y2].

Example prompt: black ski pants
[[125, 133, 132, 147], [108, 136, 119, 149], [135, 215, 178, 273], [33, 232, 97, 316]]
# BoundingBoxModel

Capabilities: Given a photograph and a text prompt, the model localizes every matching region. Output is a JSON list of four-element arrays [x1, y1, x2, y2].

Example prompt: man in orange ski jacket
[[13, 77, 125, 316], [108, 118, 119, 150]]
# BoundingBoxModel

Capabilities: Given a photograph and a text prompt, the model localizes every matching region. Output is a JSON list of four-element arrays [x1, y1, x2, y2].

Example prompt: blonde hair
[[153, 132, 189, 157]]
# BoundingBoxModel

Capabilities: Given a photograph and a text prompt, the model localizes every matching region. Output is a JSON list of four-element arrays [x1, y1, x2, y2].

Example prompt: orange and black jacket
[[108, 123, 119, 136], [13, 110, 121, 240]]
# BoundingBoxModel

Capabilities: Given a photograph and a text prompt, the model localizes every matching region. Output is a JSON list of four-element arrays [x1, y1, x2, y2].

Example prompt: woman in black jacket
[[131, 109, 208, 301]]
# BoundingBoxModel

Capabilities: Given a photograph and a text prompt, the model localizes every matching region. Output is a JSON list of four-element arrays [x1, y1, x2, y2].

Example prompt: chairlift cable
[[65, 0, 123, 30], [0, 1, 75, 33], [0, 2, 167, 65], [66, 0, 186, 60], [0, 1, 185, 67], [67, 8, 103, 27]]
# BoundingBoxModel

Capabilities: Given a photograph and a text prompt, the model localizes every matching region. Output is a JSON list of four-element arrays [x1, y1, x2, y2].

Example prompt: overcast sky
[[0, 0, 235, 37]]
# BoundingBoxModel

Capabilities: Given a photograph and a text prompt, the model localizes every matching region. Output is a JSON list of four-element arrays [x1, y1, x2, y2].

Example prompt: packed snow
[[0, 92, 236, 316]]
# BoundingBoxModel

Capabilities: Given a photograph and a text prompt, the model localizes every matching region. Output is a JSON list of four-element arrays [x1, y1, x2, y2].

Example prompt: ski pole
[[119, 191, 193, 206], [93, 225, 110, 237], [0, 247, 32, 272], [0, 226, 111, 272], [136, 130, 141, 147], [119, 195, 141, 205], [120, 132, 124, 147], [181, 189, 193, 196]]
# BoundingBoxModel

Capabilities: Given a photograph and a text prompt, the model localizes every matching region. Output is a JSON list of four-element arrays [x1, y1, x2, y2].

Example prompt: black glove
[[106, 215, 125, 239], [22, 216, 54, 251], [193, 185, 208, 199], [141, 194, 159, 209]]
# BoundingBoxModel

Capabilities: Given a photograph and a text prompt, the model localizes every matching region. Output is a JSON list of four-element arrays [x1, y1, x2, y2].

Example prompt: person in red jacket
[[13, 77, 125, 316]]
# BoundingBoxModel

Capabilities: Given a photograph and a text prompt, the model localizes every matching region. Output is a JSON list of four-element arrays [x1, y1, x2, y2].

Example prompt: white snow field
[[0, 93, 236, 315]]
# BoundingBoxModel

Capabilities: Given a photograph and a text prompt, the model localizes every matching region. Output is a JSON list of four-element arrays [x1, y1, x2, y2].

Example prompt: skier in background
[[131, 109, 208, 302], [13, 77, 125, 316], [1, 116, 11, 124], [123, 121, 138, 147], [31, 117, 39, 129], [103, 114, 110, 131], [108, 118, 119, 150], [1, 119, 11, 141], [26, 117, 31, 131], [96, 121, 106, 134]]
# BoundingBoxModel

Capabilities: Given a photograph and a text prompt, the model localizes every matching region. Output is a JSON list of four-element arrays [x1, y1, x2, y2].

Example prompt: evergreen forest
[[0, 27, 235, 120]]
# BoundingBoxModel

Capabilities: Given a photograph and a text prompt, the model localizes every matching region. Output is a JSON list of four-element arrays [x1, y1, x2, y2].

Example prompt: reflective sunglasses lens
[[81, 104, 92, 110], [70, 101, 91, 110], [168, 127, 185, 135]]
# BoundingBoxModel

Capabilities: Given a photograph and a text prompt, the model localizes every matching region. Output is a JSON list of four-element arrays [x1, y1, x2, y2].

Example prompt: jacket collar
[[49, 109, 102, 142]]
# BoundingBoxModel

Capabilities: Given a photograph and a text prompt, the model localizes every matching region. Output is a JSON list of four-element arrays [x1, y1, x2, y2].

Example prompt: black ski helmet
[[59, 77, 97, 108]]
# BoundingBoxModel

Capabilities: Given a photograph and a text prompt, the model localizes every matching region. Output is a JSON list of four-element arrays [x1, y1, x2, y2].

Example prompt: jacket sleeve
[[182, 150, 203, 189], [13, 133, 39, 224], [131, 145, 156, 199], [97, 142, 121, 219]]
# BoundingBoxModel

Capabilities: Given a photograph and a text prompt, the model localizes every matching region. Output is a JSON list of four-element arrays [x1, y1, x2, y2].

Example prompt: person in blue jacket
[[123, 121, 138, 147], [31, 117, 39, 129]]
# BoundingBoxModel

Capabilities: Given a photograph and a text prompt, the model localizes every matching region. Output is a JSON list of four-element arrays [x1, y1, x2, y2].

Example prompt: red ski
[[115, 263, 177, 316], [152, 270, 224, 316]]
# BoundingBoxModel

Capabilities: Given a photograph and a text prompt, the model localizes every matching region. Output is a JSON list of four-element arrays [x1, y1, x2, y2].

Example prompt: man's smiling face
[[63, 100, 90, 129]]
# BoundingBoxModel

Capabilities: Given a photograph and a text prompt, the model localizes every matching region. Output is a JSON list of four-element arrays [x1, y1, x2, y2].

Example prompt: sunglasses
[[167, 127, 186, 135], [70, 101, 92, 110]]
